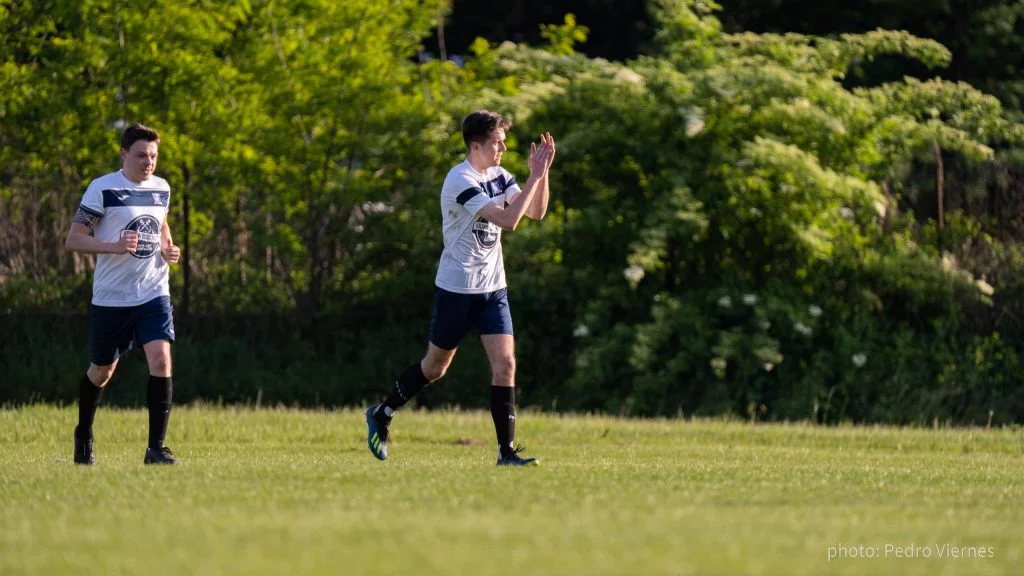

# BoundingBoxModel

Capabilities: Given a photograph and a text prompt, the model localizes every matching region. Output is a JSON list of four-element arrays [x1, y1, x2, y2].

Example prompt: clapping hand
[[528, 132, 555, 176]]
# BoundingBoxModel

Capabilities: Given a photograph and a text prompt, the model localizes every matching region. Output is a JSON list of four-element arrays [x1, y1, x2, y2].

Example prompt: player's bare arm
[[526, 132, 556, 220], [160, 219, 180, 264], [477, 137, 553, 231], [65, 214, 138, 255]]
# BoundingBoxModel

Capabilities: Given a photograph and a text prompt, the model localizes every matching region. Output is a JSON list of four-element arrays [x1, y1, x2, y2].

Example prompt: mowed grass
[[0, 406, 1021, 576]]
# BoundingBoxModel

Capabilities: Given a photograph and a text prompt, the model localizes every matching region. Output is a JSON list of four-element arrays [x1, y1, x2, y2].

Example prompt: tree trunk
[[181, 162, 192, 319], [933, 138, 944, 237]]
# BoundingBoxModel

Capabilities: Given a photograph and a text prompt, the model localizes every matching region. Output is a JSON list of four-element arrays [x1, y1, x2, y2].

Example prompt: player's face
[[477, 128, 507, 168], [120, 140, 159, 183]]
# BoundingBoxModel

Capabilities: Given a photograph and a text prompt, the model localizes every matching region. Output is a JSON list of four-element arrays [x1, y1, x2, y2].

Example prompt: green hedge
[[0, 312, 498, 411], [3, 306, 1021, 425]]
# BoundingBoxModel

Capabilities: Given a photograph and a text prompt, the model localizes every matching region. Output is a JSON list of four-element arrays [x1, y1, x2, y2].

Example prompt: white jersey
[[78, 171, 171, 307], [434, 159, 522, 294]]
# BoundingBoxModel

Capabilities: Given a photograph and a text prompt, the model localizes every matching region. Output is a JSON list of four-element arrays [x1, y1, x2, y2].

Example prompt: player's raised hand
[[528, 136, 553, 176], [161, 244, 181, 264], [543, 132, 556, 169], [115, 231, 138, 254]]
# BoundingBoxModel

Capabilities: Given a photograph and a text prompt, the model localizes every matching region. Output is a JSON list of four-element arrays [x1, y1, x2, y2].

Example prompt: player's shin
[[147, 375, 172, 449], [490, 385, 516, 457], [76, 374, 104, 437], [375, 362, 429, 420]]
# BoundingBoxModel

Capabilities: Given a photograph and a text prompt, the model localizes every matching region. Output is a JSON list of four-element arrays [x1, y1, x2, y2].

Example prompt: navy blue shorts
[[89, 295, 175, 366], [428, 287, 513, 350]]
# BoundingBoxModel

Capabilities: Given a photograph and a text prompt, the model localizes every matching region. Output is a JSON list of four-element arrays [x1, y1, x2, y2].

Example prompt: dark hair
[[462, 110, 511, 149], [120, 123, 160, 151]]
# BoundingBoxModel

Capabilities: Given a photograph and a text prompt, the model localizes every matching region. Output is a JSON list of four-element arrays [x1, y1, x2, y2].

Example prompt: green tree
[[466, 0, 1023, 422]]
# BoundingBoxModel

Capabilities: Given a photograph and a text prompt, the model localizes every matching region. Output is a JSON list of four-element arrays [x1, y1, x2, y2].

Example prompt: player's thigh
[[477, 289, 515, 382], [89, 303, 136, 368], [142, 339, 172, 377], [474, 288, 514, 339], [136, 296, 175, 377], [480, 334, 516, 384], [428, 287, 476, 351]]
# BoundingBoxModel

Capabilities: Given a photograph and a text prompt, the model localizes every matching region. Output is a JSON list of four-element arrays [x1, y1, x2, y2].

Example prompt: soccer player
[[65, 123, 181, 465], [366, 110, 555, 466]]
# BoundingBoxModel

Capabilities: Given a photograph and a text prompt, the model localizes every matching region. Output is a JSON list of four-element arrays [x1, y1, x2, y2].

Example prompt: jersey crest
[[123, 215, 162, 259]]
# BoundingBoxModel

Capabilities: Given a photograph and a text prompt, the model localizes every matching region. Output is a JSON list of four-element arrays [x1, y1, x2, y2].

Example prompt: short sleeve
[[502, 169, 522, 205], [79, 179, 105, 218], [462, 192, 493, 216], [444, 171, 491, 216]]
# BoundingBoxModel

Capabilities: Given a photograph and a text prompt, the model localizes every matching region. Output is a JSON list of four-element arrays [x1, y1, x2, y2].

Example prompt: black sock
[[375, 362, 429, 420], [147, 375, 173, 450], [76, 374, 104, 437], [491, 385, 516, 457]]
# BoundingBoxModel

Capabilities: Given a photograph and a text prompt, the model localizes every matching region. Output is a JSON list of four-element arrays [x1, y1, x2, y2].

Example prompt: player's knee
[[491, 356, 515, 384], [422, 361, 448, 382], [148, 356, 172, 377], [88, 365, 115, 387], [149, 358, 171, 377]]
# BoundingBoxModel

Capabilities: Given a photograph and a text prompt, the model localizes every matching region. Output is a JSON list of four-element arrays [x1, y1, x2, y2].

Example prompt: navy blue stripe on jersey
[[102, 189, 169, 208], [491, 175, 507, 197], [456, 187, 484, 206], [481, 174, 518, 198], [79, 204, 104, 217]]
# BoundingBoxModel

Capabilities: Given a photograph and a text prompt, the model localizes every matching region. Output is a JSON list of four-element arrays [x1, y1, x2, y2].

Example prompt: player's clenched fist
[[116, 231, 139, 254], [161, 244, 181, 264]]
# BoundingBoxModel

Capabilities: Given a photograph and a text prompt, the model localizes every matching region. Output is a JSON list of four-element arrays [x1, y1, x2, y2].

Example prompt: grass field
[[0, 406, 1021, 576]]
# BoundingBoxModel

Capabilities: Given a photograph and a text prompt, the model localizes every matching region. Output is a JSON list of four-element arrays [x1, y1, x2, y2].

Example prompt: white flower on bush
[[851, 353, 867, 368], [623, 265, 645, 285], [717, 295, 732, 308], [361, 201, 394, 214], [573, 324, 590, 338], [614, 68, 644, 86], [710, 357, 727, 378], [759, 319, 771, 331], [685, 108, 705, 137], [808, 305, 822, 318], [975, 279, 995, 296], [941, 252, 958, 272], [742, 294, 758, 305], [839, 207, 854, 220], [793, 322, 812, 336], [762, 362, 774, 372]]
